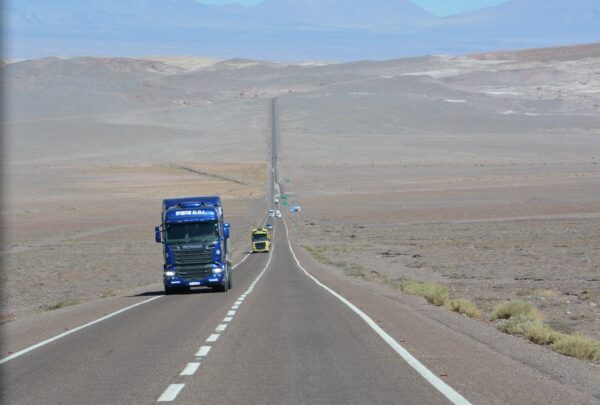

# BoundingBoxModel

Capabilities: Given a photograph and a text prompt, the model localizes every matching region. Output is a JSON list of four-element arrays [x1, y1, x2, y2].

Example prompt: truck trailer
[[155, 196, 231, 294]]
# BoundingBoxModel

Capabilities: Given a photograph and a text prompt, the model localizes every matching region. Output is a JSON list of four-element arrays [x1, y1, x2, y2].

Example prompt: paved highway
[[2, 98, 597, 404], [1, 98, 463, 405]]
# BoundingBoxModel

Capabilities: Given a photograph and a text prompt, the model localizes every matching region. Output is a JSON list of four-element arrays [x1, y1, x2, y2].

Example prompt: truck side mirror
[[224, 223, 230, 239], [155, 226, 162, 243]]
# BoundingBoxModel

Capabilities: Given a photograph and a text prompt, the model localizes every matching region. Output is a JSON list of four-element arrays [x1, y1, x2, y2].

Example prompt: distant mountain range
[[3, 0, 600, 60]]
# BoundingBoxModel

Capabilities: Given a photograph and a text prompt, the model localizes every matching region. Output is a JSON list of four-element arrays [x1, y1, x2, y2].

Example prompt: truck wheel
[[165, 286, 175, 295], [227, 274, 232, 290]]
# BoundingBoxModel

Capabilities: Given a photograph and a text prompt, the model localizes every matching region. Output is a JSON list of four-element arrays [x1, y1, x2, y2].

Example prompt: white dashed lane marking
[[155, 225, 275, 402], [180, 362, 200, 376], [206, 334, 220, 343], [195, 346, 211, 357], [157, 384, 185, 402]]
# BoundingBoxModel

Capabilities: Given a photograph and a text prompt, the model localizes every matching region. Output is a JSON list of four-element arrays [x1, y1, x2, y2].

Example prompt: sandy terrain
[[2, 60, 272, 319], [276, 45, 600, 346], [3, 44, 600, 358]]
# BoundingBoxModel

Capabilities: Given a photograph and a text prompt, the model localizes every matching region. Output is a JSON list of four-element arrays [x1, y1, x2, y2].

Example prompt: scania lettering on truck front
[[155, 196, 231, 294]]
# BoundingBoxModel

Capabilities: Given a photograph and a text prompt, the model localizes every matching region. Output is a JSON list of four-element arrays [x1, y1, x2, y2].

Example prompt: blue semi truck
[[155, 196, 231, 294]]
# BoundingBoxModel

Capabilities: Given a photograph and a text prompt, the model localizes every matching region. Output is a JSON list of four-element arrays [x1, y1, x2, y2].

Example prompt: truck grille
[[254, 242, 267, 250], [176, 265, 213, 281], [173, 247, 213, 266]]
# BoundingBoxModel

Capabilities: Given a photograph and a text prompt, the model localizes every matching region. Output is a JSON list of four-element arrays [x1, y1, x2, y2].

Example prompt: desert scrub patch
[[400, 279, 448, 306], [45, 298, 80, 311], [303, 245, 364, 278], [342, 263, 365, 278], [447, 298, 481, 318], [303, 245, 334, 265], [552, 334, 600, 362], [497, 316, 561, 345], [517, 289, 560, 299], [491, 300, 543, 320], [580, 290, 600, 301]]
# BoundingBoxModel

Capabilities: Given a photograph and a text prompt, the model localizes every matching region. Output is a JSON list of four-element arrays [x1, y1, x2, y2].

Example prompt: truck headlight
[[165, 271, 176, 277], [212, 267, 224, 274]]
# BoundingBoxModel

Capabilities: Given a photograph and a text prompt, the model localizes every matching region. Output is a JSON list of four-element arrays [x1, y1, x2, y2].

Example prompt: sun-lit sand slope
[[3, 44, 600, 339]]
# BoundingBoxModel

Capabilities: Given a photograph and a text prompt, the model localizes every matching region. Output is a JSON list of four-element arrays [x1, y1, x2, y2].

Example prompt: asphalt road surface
[[1, 98, 468, 404], [4, 98, 596, 405]]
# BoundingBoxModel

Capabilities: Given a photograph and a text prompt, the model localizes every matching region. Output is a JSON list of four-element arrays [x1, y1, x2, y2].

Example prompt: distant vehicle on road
[[269, 209, 275, 217], [155, 196, 231, 294], [275, 198, 279, 204], [251, 227, 271, 253], [265, 223, 273, 230], [275, 209, 282, 218]]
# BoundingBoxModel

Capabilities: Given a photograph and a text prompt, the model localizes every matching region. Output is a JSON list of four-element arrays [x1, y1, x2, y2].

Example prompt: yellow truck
[[251, 227, 271, 253]]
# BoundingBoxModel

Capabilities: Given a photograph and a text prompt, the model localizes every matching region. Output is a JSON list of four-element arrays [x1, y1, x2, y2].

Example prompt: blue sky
[[198, 0, 508, 17]]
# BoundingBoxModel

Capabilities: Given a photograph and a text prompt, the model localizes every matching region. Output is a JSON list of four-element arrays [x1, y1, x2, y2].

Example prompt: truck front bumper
[[252, 243, 270, 253], [164, 273, 226, 288]]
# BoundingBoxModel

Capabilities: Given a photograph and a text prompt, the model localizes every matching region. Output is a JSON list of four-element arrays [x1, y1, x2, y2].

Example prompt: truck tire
[[227, 274, 232, 290], [164, 286, 175, 295]]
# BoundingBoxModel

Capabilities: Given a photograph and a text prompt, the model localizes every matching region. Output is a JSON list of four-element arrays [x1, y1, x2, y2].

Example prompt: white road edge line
[[215, 324, 228, 332], [0, 296, 163, 365], [223, 316, 233, 322], [282, 217, 472, 405], [180, 362, 201, 376], [227, 310, 236, 316], [157, 383, 185, 402]]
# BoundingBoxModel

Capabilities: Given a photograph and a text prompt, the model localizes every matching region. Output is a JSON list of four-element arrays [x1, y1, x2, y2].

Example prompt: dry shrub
[[400, 279, 426, 296], [447, 298, 481, 319], [552, 334, 600, 362], [400, 280, 448, 306], [497, 316, 561, 345], [491, 300, 543, 320]]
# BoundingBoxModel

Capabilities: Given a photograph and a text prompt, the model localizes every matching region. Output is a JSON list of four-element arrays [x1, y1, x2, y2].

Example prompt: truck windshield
[[166, 221, 219, 243], [252, 233, 268, 242]]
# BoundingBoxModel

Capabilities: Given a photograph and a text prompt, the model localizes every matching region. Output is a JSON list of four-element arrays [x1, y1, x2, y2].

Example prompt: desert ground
[[3, 43, 600, 357]]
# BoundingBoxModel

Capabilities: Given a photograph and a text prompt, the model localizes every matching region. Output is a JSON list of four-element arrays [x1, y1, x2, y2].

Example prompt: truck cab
[[155, 196, 231, 294], [251, 227, 271, 253]]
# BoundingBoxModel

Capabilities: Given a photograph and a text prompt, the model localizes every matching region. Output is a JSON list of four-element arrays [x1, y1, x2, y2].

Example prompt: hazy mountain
[[4, 0, 433, 31], [251, 0, 433, 27], [444, 0, 600, 34], [3, 0, 599, 60]]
